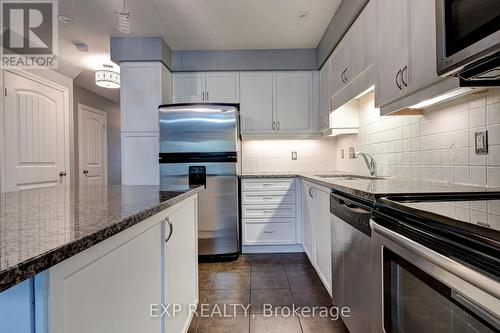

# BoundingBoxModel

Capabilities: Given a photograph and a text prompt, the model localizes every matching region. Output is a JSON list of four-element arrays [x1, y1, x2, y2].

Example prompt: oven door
[[436, 0, 500, 76], [371, 220, 500, 333]]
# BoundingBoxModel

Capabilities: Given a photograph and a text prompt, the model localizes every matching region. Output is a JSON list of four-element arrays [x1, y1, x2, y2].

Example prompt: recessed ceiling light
[[58, 15, 73, 23], [72, 41, 89, 52], [297, 11, 310, 19]]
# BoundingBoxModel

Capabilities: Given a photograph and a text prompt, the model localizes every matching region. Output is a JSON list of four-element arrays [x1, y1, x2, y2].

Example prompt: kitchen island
[[0, 185, 203, 333]]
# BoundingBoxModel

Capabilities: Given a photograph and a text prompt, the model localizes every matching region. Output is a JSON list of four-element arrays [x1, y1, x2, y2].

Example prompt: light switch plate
[[341, 149, 345, 159], [349, 147, 355, 159], [291, 151, 297, 160], [475, 131, 488, 155]]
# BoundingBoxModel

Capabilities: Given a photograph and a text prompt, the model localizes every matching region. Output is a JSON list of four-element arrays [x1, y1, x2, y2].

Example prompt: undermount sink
[[314, 174, 387, 181]]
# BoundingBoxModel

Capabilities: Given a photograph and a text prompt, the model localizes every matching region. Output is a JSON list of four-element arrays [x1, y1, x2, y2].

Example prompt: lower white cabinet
[[301, 181, 332, 295], [49, 196, 198, 333], [302, 182, 315, 260], [164, 198, 198, 333], [241, 178, 297, 246]]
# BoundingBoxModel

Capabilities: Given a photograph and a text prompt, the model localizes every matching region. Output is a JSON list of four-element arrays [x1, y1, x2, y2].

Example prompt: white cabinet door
[[313, 188, 332, 295], [330, 42, 348, 96], [275, 72, 314, 134], [407, 0, 443, 93], [240, 72, 275, 135], [302, 183, 315, 261], [319, 59, 331, 131], [346, 0, 375, 84], [376, 0, 409, 106], [205, 72, 239, 103], [164, 198, 198, 333], [50, 222, 163, 333], [172, 73, 205, 103]]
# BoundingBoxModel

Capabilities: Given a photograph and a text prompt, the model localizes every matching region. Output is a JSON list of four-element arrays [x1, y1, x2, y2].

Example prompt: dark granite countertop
[[0, 185, 203, 292], [239, 173, 499, 200]]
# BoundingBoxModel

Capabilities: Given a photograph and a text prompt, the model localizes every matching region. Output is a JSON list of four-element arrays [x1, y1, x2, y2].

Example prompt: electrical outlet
[[475, 131, 488, 155], [349, 147, 355, 159], [291, 151, 297, 160], [341, 149, 345, 159]]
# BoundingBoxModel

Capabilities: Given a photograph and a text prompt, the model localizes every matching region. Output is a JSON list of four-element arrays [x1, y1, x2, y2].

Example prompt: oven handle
[[370, 220, 500, 300]]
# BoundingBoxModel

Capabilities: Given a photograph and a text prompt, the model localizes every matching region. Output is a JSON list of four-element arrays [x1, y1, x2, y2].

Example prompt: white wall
[[73, 85, 121, 185], [335, 90, 500, 187], [241, 139, 336, 174]]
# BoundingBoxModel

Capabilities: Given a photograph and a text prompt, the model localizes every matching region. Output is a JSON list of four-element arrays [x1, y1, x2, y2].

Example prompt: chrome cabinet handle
[[165, 217, 174, 243], [309, 187, 314, 198], [263, 210, 275, 215], [277, 121, 280, 131], [59, 171, 67, 176], [272, 121, 275, 130], [341, 69, 345, 83], [202, 91, 205, 101], [396, 69, 402, 90], [263, 196, 274, 201], [263, 230, 275, 234], [401, 66, 408, 87], [343, 68, 348, 82], [206, 91, 209, 101], [262, 183, 273, 187]]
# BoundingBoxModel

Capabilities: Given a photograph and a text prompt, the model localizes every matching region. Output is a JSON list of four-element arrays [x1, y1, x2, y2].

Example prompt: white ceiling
[[57, 0, 341, 102]]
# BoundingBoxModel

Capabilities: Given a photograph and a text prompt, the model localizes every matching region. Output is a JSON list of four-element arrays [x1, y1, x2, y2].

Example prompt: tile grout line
[[282, 254, 306, 333]]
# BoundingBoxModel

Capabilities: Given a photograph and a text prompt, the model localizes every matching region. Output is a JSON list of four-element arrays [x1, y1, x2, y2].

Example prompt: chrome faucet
[[354, 152, 377, 176]]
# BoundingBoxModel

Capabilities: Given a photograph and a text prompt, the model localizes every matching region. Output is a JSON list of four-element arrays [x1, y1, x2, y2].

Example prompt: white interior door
[[78, 104, 107, 185], [4, 71, 68, 191]]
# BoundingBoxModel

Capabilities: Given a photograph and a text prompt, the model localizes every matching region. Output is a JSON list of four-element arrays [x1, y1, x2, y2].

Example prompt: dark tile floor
[[189, 253, 349, 333]]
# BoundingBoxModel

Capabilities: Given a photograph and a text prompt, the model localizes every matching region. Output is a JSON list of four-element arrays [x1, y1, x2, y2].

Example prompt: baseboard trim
[[242, 244, 304, 253]]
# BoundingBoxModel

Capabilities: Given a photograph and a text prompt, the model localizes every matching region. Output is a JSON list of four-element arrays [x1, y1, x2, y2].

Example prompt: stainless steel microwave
[[436, 0, 500, 81]]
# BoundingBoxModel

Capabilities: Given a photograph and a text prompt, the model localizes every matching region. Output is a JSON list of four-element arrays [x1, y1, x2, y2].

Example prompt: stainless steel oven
[[436, 0, 500, 80], [370, 193, 500, 333]]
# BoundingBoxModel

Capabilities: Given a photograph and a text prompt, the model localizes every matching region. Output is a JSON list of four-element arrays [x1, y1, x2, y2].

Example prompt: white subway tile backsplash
[[335, 89, 500, 186], [487, 167, 500, 187], [470, 166, 486, 186], [487, 102, 500, 126], [469, 107, 486, 128], [488, 124, 500, 145]]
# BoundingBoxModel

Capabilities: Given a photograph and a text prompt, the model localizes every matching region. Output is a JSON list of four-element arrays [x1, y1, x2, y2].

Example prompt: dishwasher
[[330, 190, 373, 333]]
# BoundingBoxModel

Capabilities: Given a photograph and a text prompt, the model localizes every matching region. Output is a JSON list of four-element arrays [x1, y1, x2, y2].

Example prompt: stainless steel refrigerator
[[159, 103, 240, 260]]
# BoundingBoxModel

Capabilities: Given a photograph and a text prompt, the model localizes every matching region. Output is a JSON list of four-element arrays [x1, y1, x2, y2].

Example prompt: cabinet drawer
[[243, 222, 295, 245], [241, 178, 295, 192], [241, 191, 295, 205], [242, 205, 296, 218]]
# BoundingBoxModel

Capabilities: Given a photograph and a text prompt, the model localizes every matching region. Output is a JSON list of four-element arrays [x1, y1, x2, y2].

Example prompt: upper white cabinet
[[240, 72, 275, 135], [376, 0, 410, 106], [205, 72, 240, 103], [319, 58, 331, 131], [319, 0, 375, 135], [172, 73, 205, 103], [172, 72, 239, 103], [275, 72, 315, 134], [330, 41, 348, 96], [375, 0, 459, 114], [240, 71, 319, 139]]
